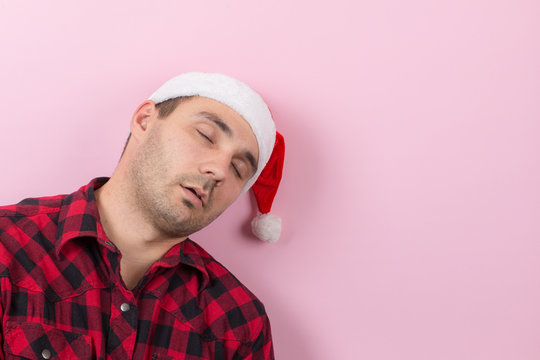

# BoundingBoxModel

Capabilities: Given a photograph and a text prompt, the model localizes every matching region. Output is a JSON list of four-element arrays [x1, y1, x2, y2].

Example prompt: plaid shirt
[[0, 178, 274, 359]]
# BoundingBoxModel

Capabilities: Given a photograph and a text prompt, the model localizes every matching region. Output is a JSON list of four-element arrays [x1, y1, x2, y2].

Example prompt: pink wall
[[1, 1, 539, 359]]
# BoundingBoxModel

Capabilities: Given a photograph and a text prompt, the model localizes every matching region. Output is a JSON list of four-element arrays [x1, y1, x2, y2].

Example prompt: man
[[0, 72, 284, 359]]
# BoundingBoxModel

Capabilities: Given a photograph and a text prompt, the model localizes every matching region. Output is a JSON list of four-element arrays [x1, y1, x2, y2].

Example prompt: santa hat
[[149, 72, 285, 242]]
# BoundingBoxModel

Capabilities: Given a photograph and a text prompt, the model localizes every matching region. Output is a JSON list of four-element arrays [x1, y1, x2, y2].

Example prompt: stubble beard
[[138, 180, 219, 238], [128, 132, 221, 239]]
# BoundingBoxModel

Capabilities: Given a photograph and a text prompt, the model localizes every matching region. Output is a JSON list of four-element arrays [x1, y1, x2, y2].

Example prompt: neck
[[94, 172, 187, 289]]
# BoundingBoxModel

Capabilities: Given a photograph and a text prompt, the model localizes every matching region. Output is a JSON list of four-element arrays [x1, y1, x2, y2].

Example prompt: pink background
[[1, 1, 539, 359]]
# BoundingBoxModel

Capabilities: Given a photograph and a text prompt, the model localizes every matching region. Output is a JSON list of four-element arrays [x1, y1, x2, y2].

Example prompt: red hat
[[250, 132, 285, 243]]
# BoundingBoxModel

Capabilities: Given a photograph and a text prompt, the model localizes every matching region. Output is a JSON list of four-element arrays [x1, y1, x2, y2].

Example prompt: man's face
[[128, 96, 259, 238]]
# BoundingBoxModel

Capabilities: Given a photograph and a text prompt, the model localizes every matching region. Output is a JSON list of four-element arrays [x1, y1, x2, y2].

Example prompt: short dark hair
[[155, 96, 195, 118], [121, 96, 195, 157]]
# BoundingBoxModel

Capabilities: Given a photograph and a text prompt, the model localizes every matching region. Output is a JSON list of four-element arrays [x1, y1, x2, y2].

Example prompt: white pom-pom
[[251, 212, 281, 243]]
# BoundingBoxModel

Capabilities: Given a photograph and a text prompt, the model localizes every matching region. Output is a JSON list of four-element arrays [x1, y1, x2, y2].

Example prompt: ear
[[130, 100, 157, 140]]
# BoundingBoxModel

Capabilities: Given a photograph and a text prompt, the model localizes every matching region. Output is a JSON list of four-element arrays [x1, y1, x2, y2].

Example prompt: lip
[[180, 185, 207, 208]]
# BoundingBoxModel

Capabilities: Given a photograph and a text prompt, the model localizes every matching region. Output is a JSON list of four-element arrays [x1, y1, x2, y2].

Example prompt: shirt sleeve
[[0, 281, 4, 360], [243, 314, 275, 360]]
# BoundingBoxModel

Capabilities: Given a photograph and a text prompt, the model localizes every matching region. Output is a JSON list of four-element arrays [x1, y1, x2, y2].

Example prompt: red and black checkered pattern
[[0, 178, 274, 359]]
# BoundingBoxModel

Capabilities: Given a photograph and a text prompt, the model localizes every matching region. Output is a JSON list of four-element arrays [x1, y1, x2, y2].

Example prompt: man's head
[[119, 72, 279, 239], [148, 72, 277, 192]]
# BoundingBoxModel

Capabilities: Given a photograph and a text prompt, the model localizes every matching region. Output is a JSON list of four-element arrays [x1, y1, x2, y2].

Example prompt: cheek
[[164, 136, 203, 167], [214, 185, 242, 208], [179, 134, 213, 160]]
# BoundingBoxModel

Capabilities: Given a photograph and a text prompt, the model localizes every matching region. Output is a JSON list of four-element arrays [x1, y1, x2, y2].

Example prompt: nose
[[199, 152, 229, 184]]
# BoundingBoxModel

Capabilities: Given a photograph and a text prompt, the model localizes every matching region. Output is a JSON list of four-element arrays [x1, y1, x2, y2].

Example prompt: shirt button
[[41, 349, 52, 359], [120, 302, 131, 312], [104, 241, 114, 246]]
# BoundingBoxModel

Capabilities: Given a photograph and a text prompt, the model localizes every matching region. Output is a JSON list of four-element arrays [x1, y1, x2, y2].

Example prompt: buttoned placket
[[107, 280, 139, 359], [98, 241, 140, 359]]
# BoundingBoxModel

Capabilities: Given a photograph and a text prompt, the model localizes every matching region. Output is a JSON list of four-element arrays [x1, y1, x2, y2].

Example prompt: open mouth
[[181, 185, 205, 208], [185, 187, 202, 201]]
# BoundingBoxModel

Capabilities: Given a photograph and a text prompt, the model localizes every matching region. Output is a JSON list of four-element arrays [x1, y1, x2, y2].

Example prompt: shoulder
[[0, 194, 65, 219], [0, 194, 66, 277], [0, 194, 65, 247], [187, 240, 266, 309], [184, 240, 271, 343]]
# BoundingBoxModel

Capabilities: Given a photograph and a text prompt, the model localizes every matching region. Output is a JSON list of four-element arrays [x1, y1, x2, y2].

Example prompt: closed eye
[[232, 164, 242, 179], [197, 130, 214, 144], [232, 159, 249, 179]]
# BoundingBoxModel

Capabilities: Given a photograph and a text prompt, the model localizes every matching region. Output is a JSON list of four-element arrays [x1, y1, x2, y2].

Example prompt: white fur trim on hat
[[148, 72, 276, 193]]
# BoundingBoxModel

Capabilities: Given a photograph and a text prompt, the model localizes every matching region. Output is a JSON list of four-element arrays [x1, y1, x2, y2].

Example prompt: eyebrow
[[198, 111, 232, 136], [197, 111, 258, 175]]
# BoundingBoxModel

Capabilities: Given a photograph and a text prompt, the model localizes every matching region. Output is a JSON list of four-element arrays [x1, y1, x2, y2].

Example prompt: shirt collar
[[56, 177, 109, 254], [55, 178, 210, 284], [180, 239, 211, 287], [144, 238, 211, 296]]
